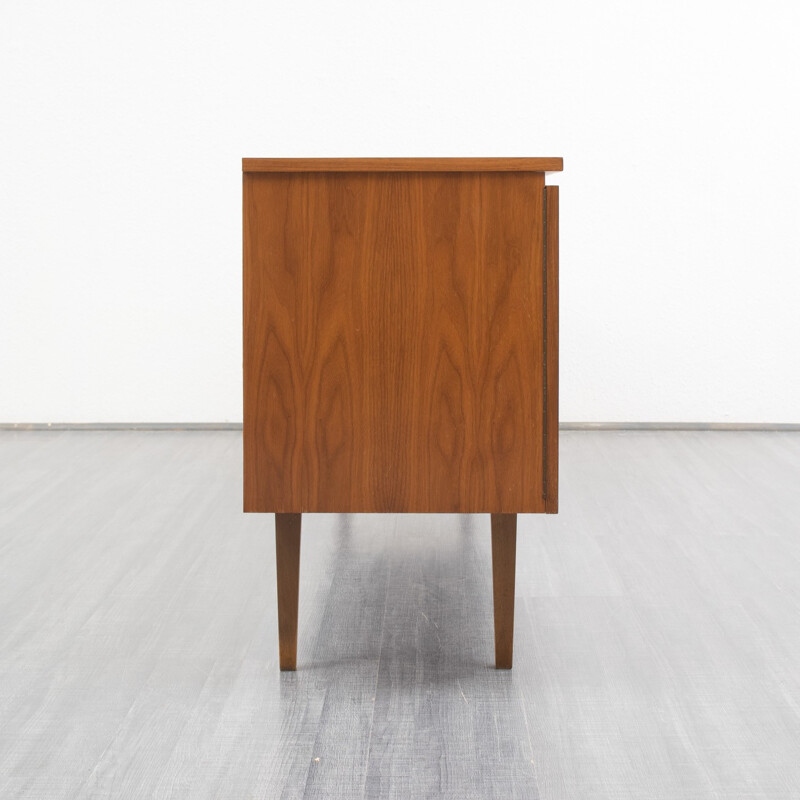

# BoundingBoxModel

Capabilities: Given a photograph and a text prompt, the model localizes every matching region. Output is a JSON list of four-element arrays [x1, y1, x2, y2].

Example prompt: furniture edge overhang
[[242, 157, 563, 173]]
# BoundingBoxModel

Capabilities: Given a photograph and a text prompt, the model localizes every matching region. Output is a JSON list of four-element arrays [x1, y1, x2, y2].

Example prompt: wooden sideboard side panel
[[244, 171, 548, 513], [544, 186, 559, 513]]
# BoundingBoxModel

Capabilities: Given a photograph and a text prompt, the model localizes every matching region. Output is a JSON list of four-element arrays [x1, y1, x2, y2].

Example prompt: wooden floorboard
[[0, 430, 799, 798]]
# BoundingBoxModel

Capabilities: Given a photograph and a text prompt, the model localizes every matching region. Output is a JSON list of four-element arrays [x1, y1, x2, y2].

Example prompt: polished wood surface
[[244, 171, 548, 513], [275, 512, 301, 670], [544, 186, 559, 513], [491, 513, 517, 669], [243, 157, 563, 173], [244, 160, 561, 668]]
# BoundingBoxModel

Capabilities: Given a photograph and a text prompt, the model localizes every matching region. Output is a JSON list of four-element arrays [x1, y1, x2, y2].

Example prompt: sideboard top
[[242, 157, 563, 173]]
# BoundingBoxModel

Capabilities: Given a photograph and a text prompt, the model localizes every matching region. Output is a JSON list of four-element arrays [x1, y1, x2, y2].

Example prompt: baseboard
[[2, 422, 799, 432], [560, 422, 800, 431], [0, 422, 244, 431]]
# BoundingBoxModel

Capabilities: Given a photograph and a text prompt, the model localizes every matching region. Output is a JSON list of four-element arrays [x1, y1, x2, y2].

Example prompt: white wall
[[2, 1, 799, 423]]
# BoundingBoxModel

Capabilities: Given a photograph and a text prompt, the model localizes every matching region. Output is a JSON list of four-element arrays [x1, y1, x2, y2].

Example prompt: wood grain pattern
[[491, 513, 517, 669], [275, 512, 301, 670], [243, 171, 547, 513], [243, 157, 563, 173], [544, 186, 559, 513]]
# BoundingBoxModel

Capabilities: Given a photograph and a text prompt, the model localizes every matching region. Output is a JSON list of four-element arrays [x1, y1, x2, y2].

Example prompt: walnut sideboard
[[243, 157, 562, 670]]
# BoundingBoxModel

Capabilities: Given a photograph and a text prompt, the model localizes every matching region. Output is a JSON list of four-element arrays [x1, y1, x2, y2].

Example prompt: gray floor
[[1, 431, 799, 799]]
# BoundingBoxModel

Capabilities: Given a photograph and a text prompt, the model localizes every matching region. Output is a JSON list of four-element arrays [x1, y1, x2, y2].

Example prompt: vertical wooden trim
[[544, 186, 559, 514], [242, 172, 249, 512], [542, 189, 548, 502], [275, 513, 302, 670], [491, 513, 517, 669]]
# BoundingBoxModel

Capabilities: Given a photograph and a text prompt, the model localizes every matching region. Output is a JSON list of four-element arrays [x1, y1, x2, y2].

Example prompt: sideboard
[[243, 157, 562, 669]]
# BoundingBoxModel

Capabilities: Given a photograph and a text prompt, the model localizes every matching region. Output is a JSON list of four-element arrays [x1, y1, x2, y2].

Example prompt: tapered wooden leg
[[275, 512, 301, 671], [491, 513, 517, 669]]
